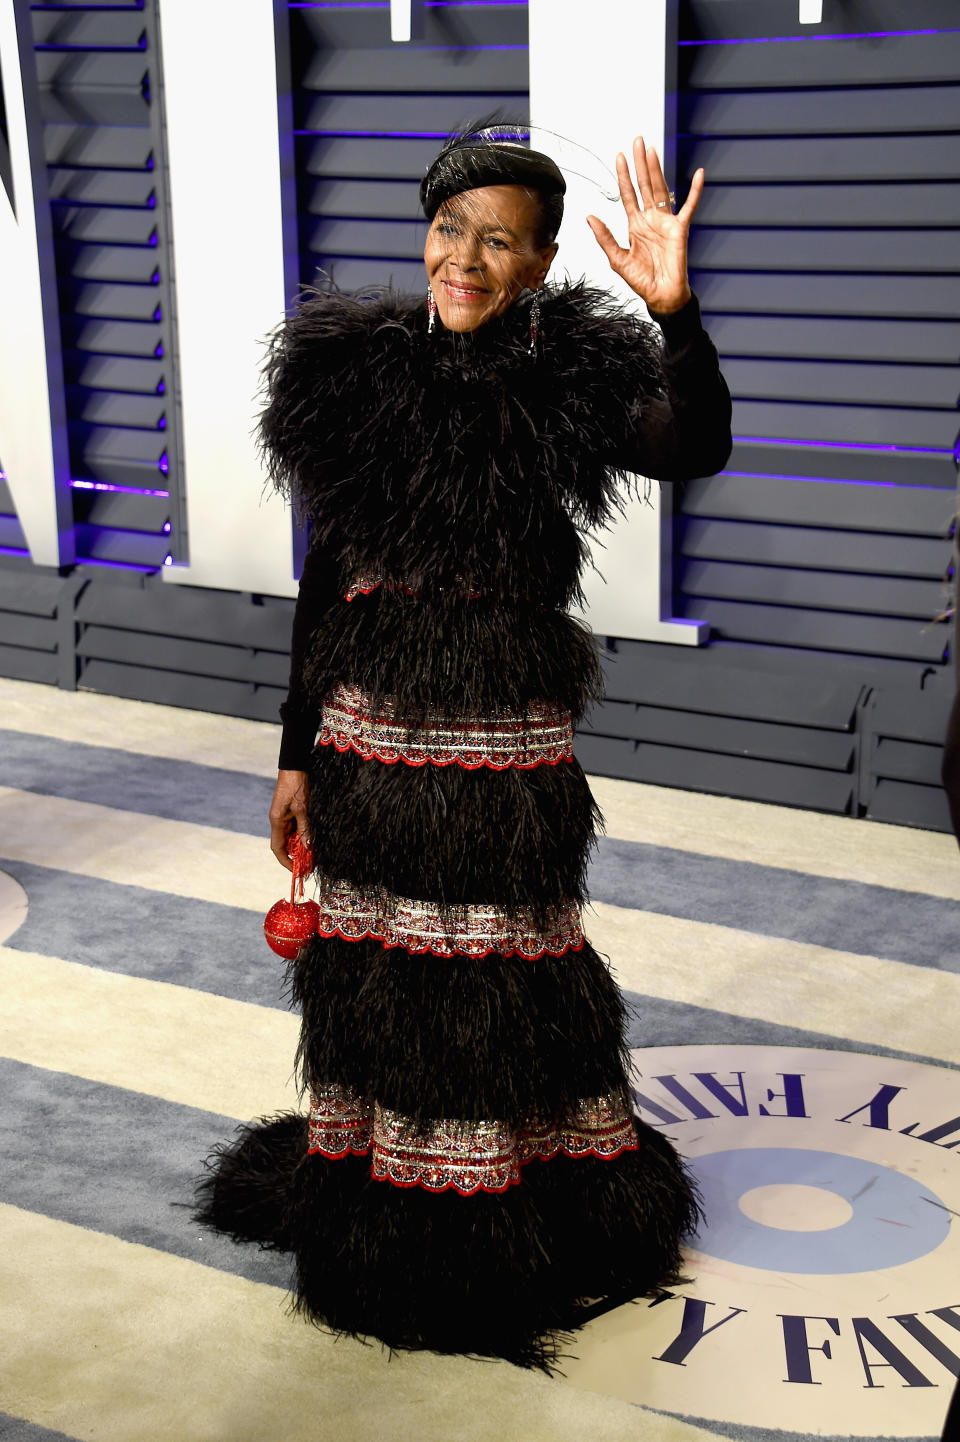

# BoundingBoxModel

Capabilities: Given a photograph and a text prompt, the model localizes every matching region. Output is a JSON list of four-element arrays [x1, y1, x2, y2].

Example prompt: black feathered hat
[[420, 126, 566, 224]]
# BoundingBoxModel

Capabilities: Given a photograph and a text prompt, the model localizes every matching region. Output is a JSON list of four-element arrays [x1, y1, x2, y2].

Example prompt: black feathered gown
[[198, 283, 732, 1369]]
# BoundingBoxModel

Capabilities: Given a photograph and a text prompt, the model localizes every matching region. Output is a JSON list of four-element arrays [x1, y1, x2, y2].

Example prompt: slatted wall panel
[[675, 0, 959, 666], [27, 0, 180, 572], [581, 0, 959, 828], [290, 0, 529, 292]]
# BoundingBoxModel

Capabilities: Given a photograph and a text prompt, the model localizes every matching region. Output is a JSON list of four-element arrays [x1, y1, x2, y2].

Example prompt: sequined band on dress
[[307, 1087, 638, 1195], [313, 876, 584, 959], [318, 683, 574, 770]]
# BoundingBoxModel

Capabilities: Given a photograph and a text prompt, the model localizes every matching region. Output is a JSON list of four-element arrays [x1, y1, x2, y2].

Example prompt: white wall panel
[[529, 0, 705, 645], [158, 0, 297, 598], [0, 0, 73, 567]]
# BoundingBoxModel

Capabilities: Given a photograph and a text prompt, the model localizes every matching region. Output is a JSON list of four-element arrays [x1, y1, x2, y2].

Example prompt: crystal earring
[[528, 288, 542, 354], [427, 283, 436, 334]]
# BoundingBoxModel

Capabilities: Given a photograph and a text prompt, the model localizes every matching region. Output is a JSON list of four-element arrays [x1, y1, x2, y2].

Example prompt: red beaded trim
[[517, 1095, 639, 1164], [307, 1085, 373, 1158], [313, 877, 584, 960], [318, 683, 573, 771], [306, 1089, 637, 1195]]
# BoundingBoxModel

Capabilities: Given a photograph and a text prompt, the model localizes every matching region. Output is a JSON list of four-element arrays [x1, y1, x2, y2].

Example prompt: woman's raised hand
[[587, 138, 704, 314], [269, 768, 310, 872]]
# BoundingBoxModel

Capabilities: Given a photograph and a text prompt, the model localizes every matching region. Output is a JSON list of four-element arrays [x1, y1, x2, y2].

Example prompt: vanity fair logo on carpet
[[566, 1045, 959, 1439]]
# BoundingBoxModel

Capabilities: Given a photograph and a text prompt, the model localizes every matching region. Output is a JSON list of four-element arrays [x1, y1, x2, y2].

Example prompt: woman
[[198, 126, 732, 1369]]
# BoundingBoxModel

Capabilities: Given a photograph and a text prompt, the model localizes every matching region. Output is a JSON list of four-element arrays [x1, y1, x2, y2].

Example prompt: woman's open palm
[[587, 137, 703, 314]]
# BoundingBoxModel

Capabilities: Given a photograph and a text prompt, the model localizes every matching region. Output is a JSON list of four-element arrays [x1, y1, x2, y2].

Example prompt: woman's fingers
[[269, 817, 294, 871], [268, 768, 310, 872], [632, 137, 658, 213], [645, 145, 673, 208], [615, 151, 642, 225], [586, 213, 624, 269], [677, 166, 705, 224]]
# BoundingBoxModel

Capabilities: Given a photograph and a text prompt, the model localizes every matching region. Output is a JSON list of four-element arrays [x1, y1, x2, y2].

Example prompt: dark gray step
[[68, 390, 165, 430], [695, 270, 960, 319], [692, 183, 960, 230], [76, 625, 289, 686], [43, 122, 151, 169], [574, 731, 855, 813], [688, 228, 960, 277], [866, 776, 952, 830], [73, 528, 168, 569], [680, 596, 950, 663], [296, 7, 528, 50], [63, 353, 164, 393], [301, 92, 527, 135], [31, 8, 147, 48], [63, 318, 162, 358], [77, 657, 285, 723], [680, 83, 960, 137], [54, 208, 156, 245], [678, 558, 946, 620], [729, 398, 959, 450], [681, 134, 960, 184], [75, 581, 294, 650], [35, 52, 147, 89], [60, 242, 159, 284], [681, 473, 956, 534], [68, 281, 162, 322], [580, 700, 856, 770], [48, 169, 154, 205], [685, 29, 960, 90], [599, 643, 861, 727], [679, 517, 951, 578], [302, 44, 528, 94], [721, 358, 960, 410], [724, 439, 956, 488], [682, 0, 959, 42]]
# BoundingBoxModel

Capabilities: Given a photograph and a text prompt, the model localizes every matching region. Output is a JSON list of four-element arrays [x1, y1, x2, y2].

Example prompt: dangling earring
[[528, 288, 542, 355], [427, 283, 436, 334]]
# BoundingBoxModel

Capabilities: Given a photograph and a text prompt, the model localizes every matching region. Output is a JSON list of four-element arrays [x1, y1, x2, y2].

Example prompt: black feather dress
[[197, 282, 732, 1369]]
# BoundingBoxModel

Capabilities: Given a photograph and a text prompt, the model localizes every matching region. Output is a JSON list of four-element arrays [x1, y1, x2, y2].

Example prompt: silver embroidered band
[[314, 876, 583, 959], [307, 1087, 638, 1194], [318, 683, 573, 770]]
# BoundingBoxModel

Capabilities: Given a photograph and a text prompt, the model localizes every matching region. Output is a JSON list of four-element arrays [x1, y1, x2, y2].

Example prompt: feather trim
[[257, 282, 666, 606]]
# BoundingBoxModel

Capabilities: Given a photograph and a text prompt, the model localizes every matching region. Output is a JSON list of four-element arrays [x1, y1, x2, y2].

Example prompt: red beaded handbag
[[263, 832, 320, 959]]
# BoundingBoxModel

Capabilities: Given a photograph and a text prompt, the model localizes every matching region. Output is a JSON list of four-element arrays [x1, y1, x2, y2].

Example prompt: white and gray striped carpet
[[1, 676, 957, 1442]]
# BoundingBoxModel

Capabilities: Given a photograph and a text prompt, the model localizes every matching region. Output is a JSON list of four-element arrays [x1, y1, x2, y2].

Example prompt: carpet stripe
[[591, 838, 960, 974], [10, 859, 950, 1076], [0, 945, 299, 1118], [624, 993, 960, 1074], [0, 1057, 290, 1293], [0, 788, 274, 910], [0, 730, 272, 836], [5, 671, 955, 903], [0, 1416, 85, 1442], [3, 785, 957, 986], [591, 902, 960, 1070], [1, 859, 287, 1011], [0, 677, 278, 778], [589, 773, 960, 901], [0, 1204, 716, 1442]]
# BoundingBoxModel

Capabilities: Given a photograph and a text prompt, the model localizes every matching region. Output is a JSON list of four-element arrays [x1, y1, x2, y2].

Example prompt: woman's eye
[[486, 238, 508, 250], [437, 223, 459, 237]]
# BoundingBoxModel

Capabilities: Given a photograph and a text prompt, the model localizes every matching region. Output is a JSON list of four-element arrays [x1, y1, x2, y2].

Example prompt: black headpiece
[[420, 134, 566, 223]]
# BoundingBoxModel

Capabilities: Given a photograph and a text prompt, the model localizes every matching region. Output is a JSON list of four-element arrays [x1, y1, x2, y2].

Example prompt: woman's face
[[423, 184, 558, 333]]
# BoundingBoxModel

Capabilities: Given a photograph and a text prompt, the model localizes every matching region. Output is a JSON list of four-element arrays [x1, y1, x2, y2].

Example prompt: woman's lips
[[443, 280, 488, 303]]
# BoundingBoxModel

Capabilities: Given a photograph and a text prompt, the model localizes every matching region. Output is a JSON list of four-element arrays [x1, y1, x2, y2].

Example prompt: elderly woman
[[199, 126, 732, 1369]]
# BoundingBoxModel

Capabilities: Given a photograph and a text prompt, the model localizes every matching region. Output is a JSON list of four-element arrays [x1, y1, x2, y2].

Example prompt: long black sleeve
[[277, 535, 333, 770], [606, 293, 732, 482]]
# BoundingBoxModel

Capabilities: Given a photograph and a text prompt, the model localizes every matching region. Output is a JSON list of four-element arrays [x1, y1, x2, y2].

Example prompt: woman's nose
[[450, 236, 483, 271]]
